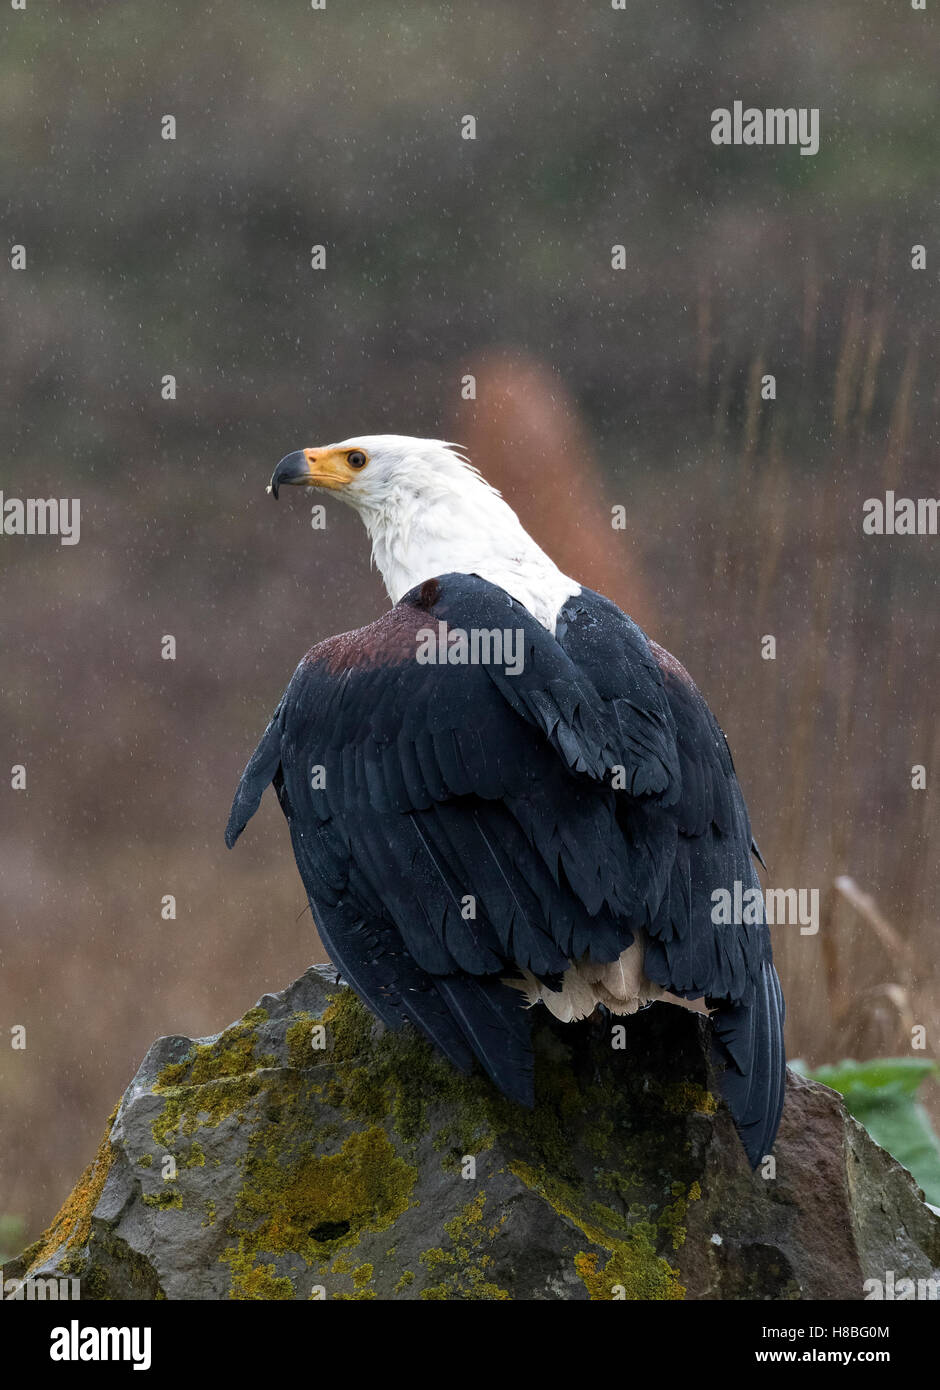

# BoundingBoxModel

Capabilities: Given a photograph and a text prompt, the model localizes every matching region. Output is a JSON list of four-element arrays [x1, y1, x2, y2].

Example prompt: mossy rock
[[9, 966, 940, 1300]]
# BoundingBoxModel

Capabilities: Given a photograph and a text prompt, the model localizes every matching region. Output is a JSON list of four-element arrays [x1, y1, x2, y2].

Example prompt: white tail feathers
[[505, 935, 666, 1023]]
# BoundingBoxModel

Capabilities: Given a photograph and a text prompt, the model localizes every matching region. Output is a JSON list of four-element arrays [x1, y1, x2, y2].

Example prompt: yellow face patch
[[300, 446, 370, 490]]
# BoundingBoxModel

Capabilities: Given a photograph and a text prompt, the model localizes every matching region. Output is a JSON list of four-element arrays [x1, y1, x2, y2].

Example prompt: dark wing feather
[[225, 703, 283, 848], [557, 591, 786, 1165]]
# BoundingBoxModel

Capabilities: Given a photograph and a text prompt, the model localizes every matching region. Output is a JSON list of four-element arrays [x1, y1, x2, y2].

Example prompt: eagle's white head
[[269, 433, 579, 631]]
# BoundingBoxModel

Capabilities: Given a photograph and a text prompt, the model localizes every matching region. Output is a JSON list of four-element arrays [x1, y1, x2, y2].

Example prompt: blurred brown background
[[1, 0, 937, 1246]]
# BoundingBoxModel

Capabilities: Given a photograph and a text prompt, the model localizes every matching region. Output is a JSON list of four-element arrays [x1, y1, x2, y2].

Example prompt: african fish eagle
[[226, 434, 786, 1165]]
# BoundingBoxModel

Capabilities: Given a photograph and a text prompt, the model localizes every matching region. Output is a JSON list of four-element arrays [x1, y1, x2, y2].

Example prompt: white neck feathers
[[362, 467, 579, 634]]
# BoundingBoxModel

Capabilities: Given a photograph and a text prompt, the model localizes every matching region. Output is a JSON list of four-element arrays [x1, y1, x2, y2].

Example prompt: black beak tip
[[269, 450, 309, 501]]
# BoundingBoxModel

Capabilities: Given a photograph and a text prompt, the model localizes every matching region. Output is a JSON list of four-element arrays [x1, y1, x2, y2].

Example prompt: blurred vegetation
[[0, 0, 937, 1243], [0, 1214, 26, 1267]]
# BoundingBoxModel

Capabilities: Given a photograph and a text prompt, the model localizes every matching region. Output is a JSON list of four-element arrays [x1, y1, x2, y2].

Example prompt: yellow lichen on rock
[[151, 1010, 278, 1146], [419, 1191, 512, 1300], [222, 1124, 417, 1299], [510, 1160, 685, 1301], [17, 1105, 119, 1278], [661, 1081, 718, 1116]]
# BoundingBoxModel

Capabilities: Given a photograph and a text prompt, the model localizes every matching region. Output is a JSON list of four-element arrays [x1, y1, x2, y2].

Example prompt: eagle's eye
[[347, 450, 368, 469]]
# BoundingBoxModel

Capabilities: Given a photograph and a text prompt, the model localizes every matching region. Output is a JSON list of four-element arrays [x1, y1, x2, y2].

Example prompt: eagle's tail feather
[[433, 975, 535, 1107], [708, 958, 786, 1168]]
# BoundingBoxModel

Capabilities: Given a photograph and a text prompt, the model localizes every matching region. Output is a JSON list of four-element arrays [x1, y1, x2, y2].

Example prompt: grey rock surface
[[11, 966, 940, 1300]]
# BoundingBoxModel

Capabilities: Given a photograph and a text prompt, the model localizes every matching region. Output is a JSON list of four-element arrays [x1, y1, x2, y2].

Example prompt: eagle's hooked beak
[[268, 450, 312, 499], [268, 448, 354, 499]]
